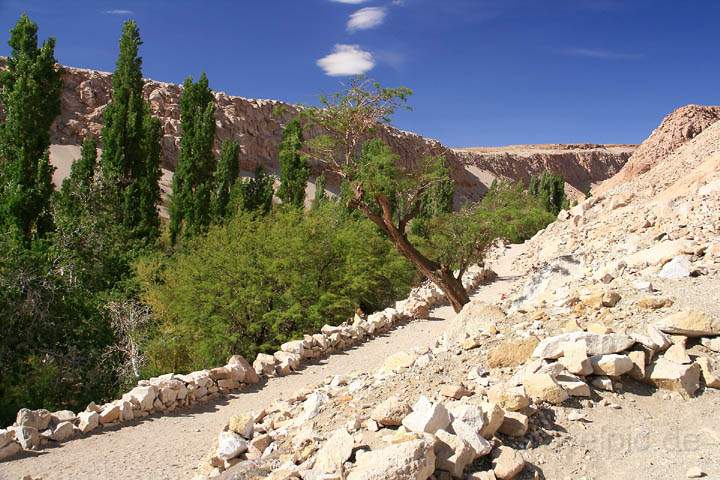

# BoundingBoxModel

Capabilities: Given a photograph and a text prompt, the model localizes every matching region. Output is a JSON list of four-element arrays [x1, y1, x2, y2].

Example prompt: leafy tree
[[136, 202, 414, 373], [0, 14, 62, 242], [98, 20, 162, 242], [169, 73, 216, 243], [313, 173, 327, 209], [212, 139, 239, 220], [231, 166, 274, 214], [277, 119, 309, 208]]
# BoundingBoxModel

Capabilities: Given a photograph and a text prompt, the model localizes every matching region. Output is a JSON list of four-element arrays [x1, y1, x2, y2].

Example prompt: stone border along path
[[0, 245, 526, 480]]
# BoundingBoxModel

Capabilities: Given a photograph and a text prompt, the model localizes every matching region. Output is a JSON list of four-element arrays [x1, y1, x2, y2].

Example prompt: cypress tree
[[169, 73, 216, 243], [0, 14, 62, 242], [236, 166, 273, 214], [277, 119, 309, 208], [212, 139, 239, 220], [98, 20, 161, 242]]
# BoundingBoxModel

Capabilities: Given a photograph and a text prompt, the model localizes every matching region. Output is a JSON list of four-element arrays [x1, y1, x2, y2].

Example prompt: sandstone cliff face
[[19, 61, 635, 203]]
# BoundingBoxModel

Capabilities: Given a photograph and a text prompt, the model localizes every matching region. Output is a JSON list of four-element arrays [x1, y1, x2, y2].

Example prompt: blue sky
[[0, 0, 718, 147]]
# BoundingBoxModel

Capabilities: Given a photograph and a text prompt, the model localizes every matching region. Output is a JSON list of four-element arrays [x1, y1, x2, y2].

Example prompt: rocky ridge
[[188, 104, 720, 480], [4, 59, 635, 204]]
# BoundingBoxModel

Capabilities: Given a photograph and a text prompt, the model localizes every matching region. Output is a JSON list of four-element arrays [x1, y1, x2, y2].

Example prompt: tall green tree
[[0, 14, 62, 242], [98, 20, 162, 242], [212, 139, 239, 219], [277, 119, 309, 208], [169, 73, 216, 243], [231, 166, 274, 215], [529, 171, 566, 215]]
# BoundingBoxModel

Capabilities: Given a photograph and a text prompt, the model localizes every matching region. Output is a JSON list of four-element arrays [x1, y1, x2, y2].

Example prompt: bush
[[136, 202, 415, 375]]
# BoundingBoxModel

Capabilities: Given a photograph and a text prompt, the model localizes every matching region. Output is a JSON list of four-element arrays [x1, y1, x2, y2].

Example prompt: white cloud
[[559, 47, 642, 60], [330, 0, 370, 4], [348, 7, 386, 31], [317, 44, 375, 76], [104, 9, 133, 15]]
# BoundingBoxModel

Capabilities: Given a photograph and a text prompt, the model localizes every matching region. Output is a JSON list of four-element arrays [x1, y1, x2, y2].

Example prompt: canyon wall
[[23, 61, 636, 202]]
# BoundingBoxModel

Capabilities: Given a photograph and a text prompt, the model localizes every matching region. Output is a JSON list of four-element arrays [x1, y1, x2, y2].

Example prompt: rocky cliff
[[42, 62, 635, 203]]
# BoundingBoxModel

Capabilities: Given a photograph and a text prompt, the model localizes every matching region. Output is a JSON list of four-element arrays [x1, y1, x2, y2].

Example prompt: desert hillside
[[40, 61, 634, 203], [4, 104, 719, 480]]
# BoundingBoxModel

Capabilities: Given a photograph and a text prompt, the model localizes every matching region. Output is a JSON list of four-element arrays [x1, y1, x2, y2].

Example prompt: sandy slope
[[0, 246, 526, 480]]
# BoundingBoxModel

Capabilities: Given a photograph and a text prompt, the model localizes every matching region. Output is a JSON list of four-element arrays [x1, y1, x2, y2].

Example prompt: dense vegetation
[[0, 16, 562, 425]]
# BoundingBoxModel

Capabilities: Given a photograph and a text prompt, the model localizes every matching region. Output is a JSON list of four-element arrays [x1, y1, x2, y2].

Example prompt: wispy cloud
[[558, 47, 643, 60], [317, 44, 375, 76], [104, 9, 133, 15], [348, 7, 387, 32]]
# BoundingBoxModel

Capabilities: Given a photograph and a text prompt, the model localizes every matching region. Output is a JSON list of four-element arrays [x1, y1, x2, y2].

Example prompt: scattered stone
[[647, 326, 673, 351], [648, 358, 701, 397], [696, 357, 720, 388], [498, 412, 529, 437], [217, 431, 248, 461], [664, 343, 692, 364], [447, 403, 493, 456], [487, 337, 538, 368], [656, 310, 720, 337], [602, 291, 621, 307], [77, 411, 99, 434], [50, 421, 74, 442], [401, 396, 450, 434], [435, 429, 475, 478], [627, 350, 647, 381], [658, 255, 692, 279], [14, 426, 39, 450], [556, 373, 591, 397], [491, 446, 525, 480], [523, 373, 569, 404], [228, 414, 254, 439], [370, 396, 411, 426], [381, 351, 418, 373], [532, 332, 635, 360], [441, 384, 472, 400], [701, 337, 720, 353], [591, 376, 614, 391], [558, 341, 593, 376], [590, 354, 634, 376], [314, 428, 354, 474], [637, 297, 674, 310], [488, 384, 529, 412], [346, 438, 436, 480], [686, 467, 705, 478], [99, 404, 121, 424]]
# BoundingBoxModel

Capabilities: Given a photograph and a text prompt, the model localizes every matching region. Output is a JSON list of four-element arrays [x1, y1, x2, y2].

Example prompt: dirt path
[[0, 246, 526, 480]]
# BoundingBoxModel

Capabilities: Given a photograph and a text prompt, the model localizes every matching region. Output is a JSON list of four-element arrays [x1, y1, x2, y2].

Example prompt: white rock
[[447, 403, 493, 457], [77, 411, 99, 434], [658, 256, 692, 279], [122, 385, 158, 411], [532, 332, 635, 360], [300, 392, 328, 421], [435, 429, 475, 478], [314, 428, 354, 474], [401, 396, 451, 434], [50, 421, 75, 442], [346, 438, 435, 480], [590, 354, 635, 376], [648, 358, 701, 397], [216, 431, 248, 461]]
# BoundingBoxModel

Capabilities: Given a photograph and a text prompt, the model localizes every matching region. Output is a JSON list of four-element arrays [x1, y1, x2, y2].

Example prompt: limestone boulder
[[696, 357, 720, 388], [401, 396, 450, 434], [122, 385, 158, 411], [558, 341, 593, 376], [314, 428, 354, 474], [491, 446, 525, 480], [50, 421, 75, 442], [648, 358, 701, 397], [590, 354, 635, 376], [228, 414, 254, 439], [77, 411, 99, 434], [447, 403, 493, 457], [532, 332, 635, 360], [523, 373, 569, 404], [488, 385, 529, 412], [346, 438, 436, 480], [217, 431, 248, 461], [370, 396, 411, 426], [656, 311, 720, 337], [381, 351, 418, 373], [0, 440, 21, 461], [498, 412, 529, 437], [435, 429, 475, 478], [253, 353, 277, 376], [99, 403, 121, 424]]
